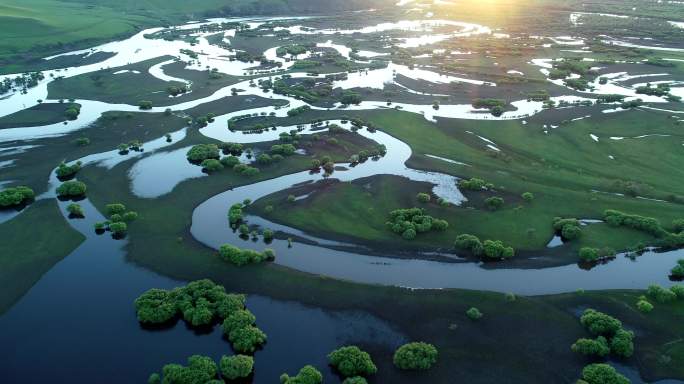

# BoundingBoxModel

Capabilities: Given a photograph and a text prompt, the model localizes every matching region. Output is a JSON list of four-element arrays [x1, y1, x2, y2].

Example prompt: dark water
[[0, 198, 405, 383]]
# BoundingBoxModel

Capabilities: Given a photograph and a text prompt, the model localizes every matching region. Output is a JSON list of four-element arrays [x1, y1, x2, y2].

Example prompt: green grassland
[[0, 102, 81, 129], [233, 107, 684, 258], [0, 199, 85, 314]]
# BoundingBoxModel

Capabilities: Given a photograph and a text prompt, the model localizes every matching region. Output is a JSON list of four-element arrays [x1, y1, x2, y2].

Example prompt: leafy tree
[[610, 329, 634, 358], [280, 365, 323, 384], [454, 234, 484, 256], [484, 196, 504, 211], [228, 325, 267, 353], [571, 337, 610, 357], [263, 229, 274, 241], [106, 203, 126, 215], [580, 309, 622, 336], [416, 193, 431, 203], [56, 161, 81, 179], [222, 309, 256, 334], [671, 285, 684, 299], [56, 180, 86, 197], [201, 159, 224, 173], [483, 240, 515, 259], [402, 228, 417, 240], [581, 364, 630, 384], [159, 355, 218, 384], [67, 203, 84, 217], [670, 259, 684, 278], [466, 307, 483, 320], [579, 247, 599, 262], [138, 100, 153, 110], [218, 244, 275, 266], [328, 346, 377, 377], [562, 224, 582, 240], [0, 186, 36, 208], [221, 156, 240, 168], [187, 144, 220, 163], [123, 211, 138, 222], [109, 222, 127, 236], [220, 354, 253, 380], [458, 178, 487, 190], [135, 288, 177, 324], [646, 284, 676, 303], [636, 300, 653, 313], [393, 342, 438, 370]]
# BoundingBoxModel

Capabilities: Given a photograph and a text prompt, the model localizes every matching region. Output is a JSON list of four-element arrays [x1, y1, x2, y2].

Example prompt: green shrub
[[581, 364, 630, 384], [482, 239, 515, 259], [55, 161, 81, 179], [671, 285, 684, 299], [636, 300, 653, 313], [280, 365, 323, 384], [416, 192, 431, 203], [457, 178, 487, 190], [220, 354, 253, 380], [201, 158, 224, 172], [466, 307, 483, 320], [66, 203, 84, 217], [56, 181, 86, 197], [454, 234, 484, 256], [522, 192, 534, 202], [187, 144, 220, 163], [670, 259, 684, 278], [328, 346, 377, 377], [218, 244, 275, 266], [610, 329, 634, 358], [647, 284, 677, 303], [571, 336, 610, 357], [580, 309, 622, 336], [393, 342, 438, 370], [484, 196, 504, 210], [106, 203, 126, 215]]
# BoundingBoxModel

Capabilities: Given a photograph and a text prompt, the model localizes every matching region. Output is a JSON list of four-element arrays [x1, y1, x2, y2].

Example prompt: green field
[[234, 107, 684, 258]]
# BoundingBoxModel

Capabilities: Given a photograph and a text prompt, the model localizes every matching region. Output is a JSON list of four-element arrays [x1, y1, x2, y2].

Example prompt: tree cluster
[[218, 244, 275, 266], [552, 217, 582, 241], [386, 207, 449, 240], [56, 180, 86, 197], [454, 234, 515, 260], [576, 309, 634, 358], [393, 342, 438, 370], [0, 186, 34, 207], [328, 346, 377, 378]]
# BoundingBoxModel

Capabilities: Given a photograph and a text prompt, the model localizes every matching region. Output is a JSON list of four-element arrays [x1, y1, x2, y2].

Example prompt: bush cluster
[[552, 217, 582, 240], [187, 144, 220, 163], [280, 365, 323, 384], [0, 186, 34, 207], [218, 244, 275, 266], [135, 279, 246, 326], [386, 207, 449, 240], [576, 309, 634, 358], [56, 180, 87, 197], [55, 161, 82, 179], [454, 234, 514, 259], [393, 342, 438, 370], [328, 346, 377, 378]]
